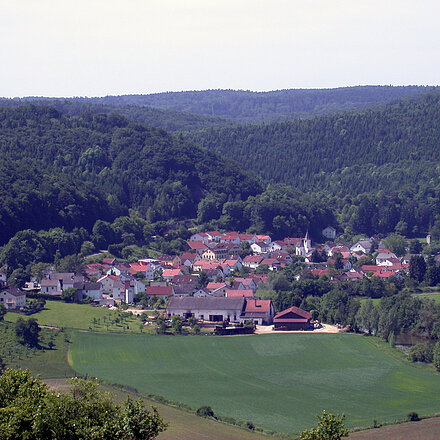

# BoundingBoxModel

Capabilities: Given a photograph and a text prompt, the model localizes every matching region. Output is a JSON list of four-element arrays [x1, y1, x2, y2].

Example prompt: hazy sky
[[1, 0, 439, 97]]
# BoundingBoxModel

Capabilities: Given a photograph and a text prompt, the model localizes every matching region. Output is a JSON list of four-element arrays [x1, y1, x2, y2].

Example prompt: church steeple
[[304, 230, 311, 253]]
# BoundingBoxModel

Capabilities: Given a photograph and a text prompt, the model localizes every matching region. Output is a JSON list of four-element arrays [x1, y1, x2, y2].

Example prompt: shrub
[[408, 342, 434, 363], [196, 406, 215, 418], [407, 412, 420, 422]]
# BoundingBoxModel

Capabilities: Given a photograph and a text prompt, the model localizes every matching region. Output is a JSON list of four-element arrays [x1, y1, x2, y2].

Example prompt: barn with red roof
[[273, 306, 312, 330]]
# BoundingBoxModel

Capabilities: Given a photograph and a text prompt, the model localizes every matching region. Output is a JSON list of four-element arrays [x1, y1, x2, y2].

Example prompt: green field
[[412, 292, 440, 304], [69, 332, 440, 435], [5, 301, 151, 333]]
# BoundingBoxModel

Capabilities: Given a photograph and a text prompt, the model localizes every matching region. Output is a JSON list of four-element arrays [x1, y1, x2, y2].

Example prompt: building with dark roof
[[273, 306, 312, 330]]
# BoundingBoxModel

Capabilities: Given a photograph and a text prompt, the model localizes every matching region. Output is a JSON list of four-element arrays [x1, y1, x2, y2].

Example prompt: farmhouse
[[167, 297, 275, 325], [240, 299, 275, 325], [167, 296, 246, 322], [273, 306, 312, 330]]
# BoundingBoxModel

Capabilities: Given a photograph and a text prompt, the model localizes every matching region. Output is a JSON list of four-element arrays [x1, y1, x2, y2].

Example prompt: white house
[[322, 226, 337, 240], [0, 288, 26, 309]]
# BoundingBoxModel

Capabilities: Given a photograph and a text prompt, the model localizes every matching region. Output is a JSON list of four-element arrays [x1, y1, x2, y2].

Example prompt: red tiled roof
[[226, 289, 254, 298], [162, 269, 182, 277], [243, 256, 263, 263], [146, 286, 174, 296], [274, 306, 312, 320], [361, 265, 382, 272], [244, 299, 272, 313], [188, 241, 208, 250], [206, 282, 226, 290]]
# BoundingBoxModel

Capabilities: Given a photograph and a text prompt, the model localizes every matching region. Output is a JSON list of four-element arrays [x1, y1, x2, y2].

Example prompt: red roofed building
[[312, 269, 329, 277], [240, 299, 274, 325], [162, 268, 183, 281], [225, 289, 254, 298], [372, 269, 397, 278], [273, 306, 312, 330], [128, 263, 155, 280], [146, 286, 175, 297], [187, 241, 208, 255]]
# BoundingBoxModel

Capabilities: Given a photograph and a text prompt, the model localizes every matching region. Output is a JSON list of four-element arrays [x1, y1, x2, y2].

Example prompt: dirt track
[[255, 323, 341, 334]]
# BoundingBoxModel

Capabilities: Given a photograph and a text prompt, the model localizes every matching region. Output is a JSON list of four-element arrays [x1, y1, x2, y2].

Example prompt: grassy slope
[[5, 301, 152, 333], [69, 332, 440, 435]]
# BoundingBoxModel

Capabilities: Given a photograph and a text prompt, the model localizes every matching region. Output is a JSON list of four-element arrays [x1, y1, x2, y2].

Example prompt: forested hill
[[184, 90, 440, 196], [0, 99, 234, 132], [0, 104, 261, 245], [74, 85, 433, 124]]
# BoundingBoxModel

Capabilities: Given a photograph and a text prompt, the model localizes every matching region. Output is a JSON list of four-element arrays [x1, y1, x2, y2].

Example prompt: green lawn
[[412, 292, 440, 304], [69, 332, 440, 435], [5, 301, 152, 333]]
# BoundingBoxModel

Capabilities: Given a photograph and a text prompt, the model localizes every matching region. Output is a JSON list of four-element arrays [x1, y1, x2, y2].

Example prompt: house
[[97, 275, 125, 300], [203, 243, 240, 260], [238, 234, 258, 244], [205, 231, 222, 242], [167, 296, 246, 322], [219, 232, 241, 244], [251, 242, 271, 255], [173, 274, 198, 286], [232, 277, 257, 292], [260, 258, 280, 271], [162, 268, 183, 281], [145, 286, 175, 297], [40, 279, 61, 295], [180, 253, 198, 267], [273, 306, 312, 330], [239, 299, 274, 325], [256, 235, 272, 244], [206, 282, 228, 296], [242, 255, 264, 269], [322, 226, 337, 240], [376, 251, 398, 266], [75, 282, 102, 300], [187, 241, 209, 255], [225, 289, 254, 298], [189, 232, 209, 244], [350, 240, 372, 254], [128, 263, 155, 281], [0, 288, 26, 309], [124, 279, 146, 303]]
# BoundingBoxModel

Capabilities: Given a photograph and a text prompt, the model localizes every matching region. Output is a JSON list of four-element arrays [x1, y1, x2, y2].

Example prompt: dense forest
[[74, 86, 434, 123], [0, 104, 261, 246], [185, 90, 440, 194], [0, 99, 234, 132]]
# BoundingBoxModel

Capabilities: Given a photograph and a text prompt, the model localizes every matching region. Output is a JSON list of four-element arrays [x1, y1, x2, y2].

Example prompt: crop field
[[69, 332, 440, 435], [5, 300, 152, 333]]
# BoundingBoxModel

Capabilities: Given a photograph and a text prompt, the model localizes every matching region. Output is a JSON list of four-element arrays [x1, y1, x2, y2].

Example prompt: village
[[0, 225, 418, 333]]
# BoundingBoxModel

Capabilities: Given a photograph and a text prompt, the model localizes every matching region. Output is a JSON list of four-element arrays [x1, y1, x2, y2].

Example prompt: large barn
[[167, 296, 274, 324], [273, 306, 312, 330]]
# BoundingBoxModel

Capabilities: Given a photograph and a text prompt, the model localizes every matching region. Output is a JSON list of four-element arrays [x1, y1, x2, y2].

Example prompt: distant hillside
[[0, 104, 261, 245], [0, 99, 234, 132], [76, 86, 434, 124], [184, 90, 440, 196]]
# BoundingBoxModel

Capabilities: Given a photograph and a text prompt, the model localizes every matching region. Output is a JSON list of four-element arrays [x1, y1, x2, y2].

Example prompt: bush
[[408, 342, 434, 363], [196, 406, 215, 418], [407, 412, 420, 422]]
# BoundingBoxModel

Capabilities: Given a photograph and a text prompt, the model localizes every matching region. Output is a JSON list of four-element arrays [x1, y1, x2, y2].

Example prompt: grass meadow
[[5, 300, 153, 333], [69, 332, 440, 435]]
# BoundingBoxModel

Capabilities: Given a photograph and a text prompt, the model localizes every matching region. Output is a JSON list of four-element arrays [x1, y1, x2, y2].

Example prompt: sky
[[1, 0, 439, 97]]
